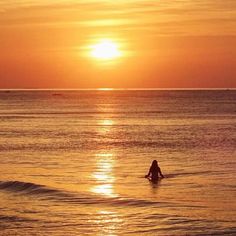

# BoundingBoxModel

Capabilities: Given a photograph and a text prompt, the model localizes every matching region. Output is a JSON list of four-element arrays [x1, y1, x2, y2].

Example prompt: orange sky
[[0, 0, 236, 88]]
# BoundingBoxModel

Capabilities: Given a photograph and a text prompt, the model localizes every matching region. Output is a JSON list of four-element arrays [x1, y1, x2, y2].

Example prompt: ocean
[[0, 90, 235, 235]]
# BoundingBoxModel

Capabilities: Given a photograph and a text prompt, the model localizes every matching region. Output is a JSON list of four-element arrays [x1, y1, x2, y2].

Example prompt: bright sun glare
[[90, 39, 121, 60]]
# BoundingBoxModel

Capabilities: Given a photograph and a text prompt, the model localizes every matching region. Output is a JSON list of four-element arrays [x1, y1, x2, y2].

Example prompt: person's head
[[151, 160, 158, 168]]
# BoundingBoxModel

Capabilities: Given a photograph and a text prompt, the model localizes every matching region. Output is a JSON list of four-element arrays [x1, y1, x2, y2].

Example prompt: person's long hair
[[150, 160, 158, 171]]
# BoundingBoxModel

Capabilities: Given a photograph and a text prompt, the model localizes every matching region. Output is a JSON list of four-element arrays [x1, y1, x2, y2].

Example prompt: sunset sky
[[0, 0, 236, 88]]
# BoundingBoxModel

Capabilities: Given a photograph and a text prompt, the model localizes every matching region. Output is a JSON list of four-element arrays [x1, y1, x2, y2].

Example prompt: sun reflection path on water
[[90, 152, 123, 235], [101, 119, 114, 126], [89, 210, 123, 236], [91, 153, 117, 197], [98, 119, 114, 133]]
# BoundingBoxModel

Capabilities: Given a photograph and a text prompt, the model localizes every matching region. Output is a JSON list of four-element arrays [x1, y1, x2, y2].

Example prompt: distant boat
[[52, 93, 63, 96]]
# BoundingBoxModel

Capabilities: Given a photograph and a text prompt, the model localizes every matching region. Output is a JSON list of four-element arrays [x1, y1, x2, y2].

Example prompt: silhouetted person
[[145, 160, 164, 181]]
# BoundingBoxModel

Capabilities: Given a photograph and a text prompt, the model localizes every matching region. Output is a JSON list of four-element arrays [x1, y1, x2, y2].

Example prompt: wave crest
[[0, 180, 165, 207]]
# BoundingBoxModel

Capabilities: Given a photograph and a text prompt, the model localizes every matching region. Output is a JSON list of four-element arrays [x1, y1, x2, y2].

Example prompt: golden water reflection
[[101, 119, 114, 126], [98, 119, 114, 133], [93, 210, 123, 236], [91, 153, 117, 197]]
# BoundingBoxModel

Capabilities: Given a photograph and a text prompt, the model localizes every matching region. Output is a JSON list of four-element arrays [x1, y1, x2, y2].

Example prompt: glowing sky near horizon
[[0, 0, 236, 88]]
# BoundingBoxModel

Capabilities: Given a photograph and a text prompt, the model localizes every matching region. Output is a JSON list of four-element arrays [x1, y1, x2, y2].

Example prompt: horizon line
[[0, 88, 235, 91]]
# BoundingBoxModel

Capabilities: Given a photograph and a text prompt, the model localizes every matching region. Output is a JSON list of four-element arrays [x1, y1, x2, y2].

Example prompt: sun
[[90, 39, 121, 60]]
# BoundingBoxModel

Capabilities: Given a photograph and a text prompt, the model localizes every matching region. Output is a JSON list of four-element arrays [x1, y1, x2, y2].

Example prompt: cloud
[[0, 0, 236, 36]]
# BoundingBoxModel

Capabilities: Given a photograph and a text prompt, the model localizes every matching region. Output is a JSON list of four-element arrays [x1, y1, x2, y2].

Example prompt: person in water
[[145, 160, 164, 181]]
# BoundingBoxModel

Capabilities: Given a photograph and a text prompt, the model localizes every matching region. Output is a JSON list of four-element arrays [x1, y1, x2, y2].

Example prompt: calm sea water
[[0, 90, 235, 235]]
